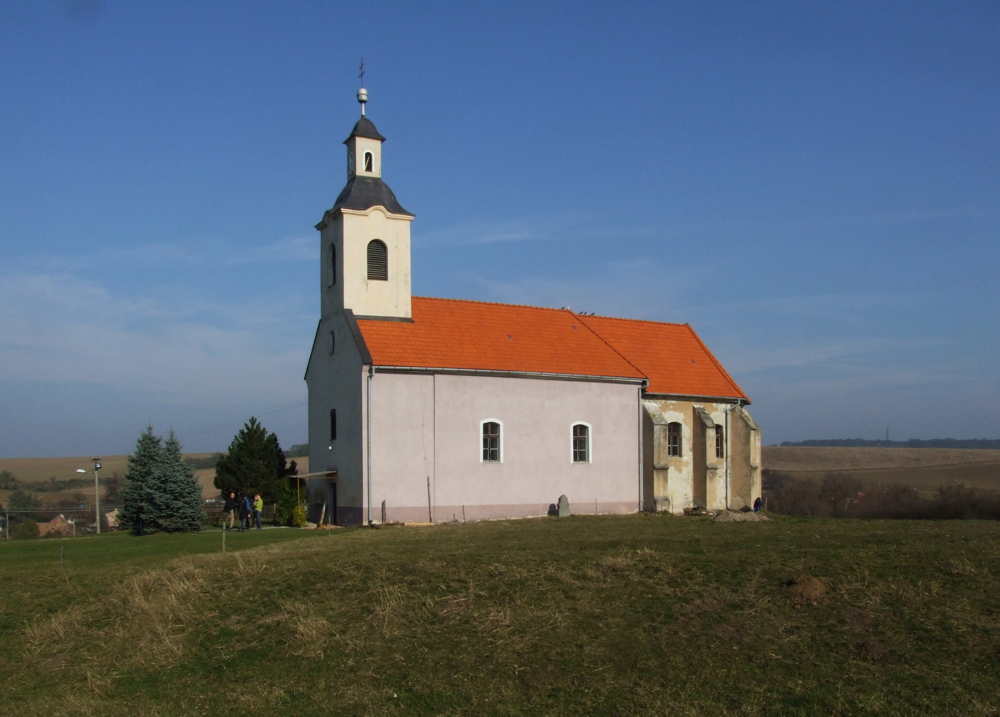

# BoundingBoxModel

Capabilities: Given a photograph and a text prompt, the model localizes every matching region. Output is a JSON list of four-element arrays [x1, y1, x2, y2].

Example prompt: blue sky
[[1, 1, 998, 457]]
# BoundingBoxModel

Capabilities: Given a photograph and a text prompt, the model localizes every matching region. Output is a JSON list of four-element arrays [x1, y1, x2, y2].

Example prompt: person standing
[[224, 491, 237, 530], [238, 493, 251, 532], [253, 493, 263, 530]]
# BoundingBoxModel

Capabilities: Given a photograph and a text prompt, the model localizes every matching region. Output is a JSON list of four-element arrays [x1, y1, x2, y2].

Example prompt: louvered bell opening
[[367, 240, 388, 281]]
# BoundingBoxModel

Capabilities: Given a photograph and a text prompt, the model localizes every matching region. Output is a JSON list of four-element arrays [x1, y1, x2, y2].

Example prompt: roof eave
[[367, 365, 646, 384]]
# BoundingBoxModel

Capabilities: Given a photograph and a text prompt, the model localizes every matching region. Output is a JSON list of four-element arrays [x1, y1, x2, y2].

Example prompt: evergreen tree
[[120, 425, 204, 534], [214, 417, 298, 505], [120, 425, 163, 533], [159, 431, 204, 532]]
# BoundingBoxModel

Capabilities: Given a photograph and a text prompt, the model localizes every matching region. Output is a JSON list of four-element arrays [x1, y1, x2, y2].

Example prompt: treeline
[[779, 438, 1000, 449], [764, 471, 1000, 520]]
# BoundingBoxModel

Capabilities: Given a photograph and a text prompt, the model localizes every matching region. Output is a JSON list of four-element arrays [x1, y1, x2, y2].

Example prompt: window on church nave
[[364, 151, 373, 172], [367, 240, 388, 281], [482, 421, 501, 463], [715, 426, 725, 458], [667, 422, 681, 457], [572, 423, 590, 463]]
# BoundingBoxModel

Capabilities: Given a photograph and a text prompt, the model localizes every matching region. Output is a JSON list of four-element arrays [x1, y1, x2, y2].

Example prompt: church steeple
[[316, 83, 414, 321]]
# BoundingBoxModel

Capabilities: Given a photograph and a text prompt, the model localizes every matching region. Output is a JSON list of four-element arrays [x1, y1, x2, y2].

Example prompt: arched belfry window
[[367, 240, 388, 281], [364, 151, 373, 172]]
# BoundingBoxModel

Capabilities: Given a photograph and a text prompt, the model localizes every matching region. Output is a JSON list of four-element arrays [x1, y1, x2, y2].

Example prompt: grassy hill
[[763, 446, 1000, 491], [2, 515, 999, 715]]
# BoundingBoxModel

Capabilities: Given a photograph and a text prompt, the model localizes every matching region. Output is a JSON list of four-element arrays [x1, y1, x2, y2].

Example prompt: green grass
[[2, 516, 1000, 716]]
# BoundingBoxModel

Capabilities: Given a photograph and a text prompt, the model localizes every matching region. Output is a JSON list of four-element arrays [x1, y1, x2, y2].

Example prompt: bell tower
[[316, 83, 414, 321]]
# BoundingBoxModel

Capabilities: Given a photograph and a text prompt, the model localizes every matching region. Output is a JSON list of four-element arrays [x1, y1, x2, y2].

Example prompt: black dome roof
[[326, 176, 413, 218], [344, 116, 386, 143]]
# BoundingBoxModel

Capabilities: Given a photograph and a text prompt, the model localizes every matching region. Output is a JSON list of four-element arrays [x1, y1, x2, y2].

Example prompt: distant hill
[[780, 438, 1000, 449]]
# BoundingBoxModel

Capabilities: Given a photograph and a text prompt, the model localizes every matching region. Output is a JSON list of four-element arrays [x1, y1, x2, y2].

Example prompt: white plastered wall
[[320, 207, 413, 320], [363, 372, 642, 524]]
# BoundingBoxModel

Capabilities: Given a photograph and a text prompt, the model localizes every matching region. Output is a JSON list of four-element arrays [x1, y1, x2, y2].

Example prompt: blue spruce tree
[[119, 425, 163, 534], [119, 425, 204, 534], [159, 430, 204, 532]]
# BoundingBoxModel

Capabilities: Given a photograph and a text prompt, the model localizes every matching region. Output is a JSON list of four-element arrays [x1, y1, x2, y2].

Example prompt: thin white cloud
[[0, 270, 307, 406]]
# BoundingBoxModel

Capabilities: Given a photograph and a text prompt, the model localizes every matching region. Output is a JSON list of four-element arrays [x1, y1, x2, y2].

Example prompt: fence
[[0, 500, 279, 538]]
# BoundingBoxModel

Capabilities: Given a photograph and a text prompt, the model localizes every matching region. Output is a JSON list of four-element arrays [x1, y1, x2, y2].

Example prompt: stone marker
[[558, 495, 571, 517]]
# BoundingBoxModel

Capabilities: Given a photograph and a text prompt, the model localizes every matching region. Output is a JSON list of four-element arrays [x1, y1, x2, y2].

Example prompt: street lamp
[[92, 458, 102, 534]]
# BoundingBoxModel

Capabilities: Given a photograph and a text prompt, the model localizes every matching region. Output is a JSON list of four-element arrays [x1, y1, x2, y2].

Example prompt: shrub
[[12, 519, 39, 540], [290, 505, 307, 528]]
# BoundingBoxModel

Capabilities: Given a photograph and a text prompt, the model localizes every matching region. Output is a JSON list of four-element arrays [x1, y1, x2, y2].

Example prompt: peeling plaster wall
[[364, 373, 641, 524], [728, 407, 762, 510], [642, 399, 761, 514]]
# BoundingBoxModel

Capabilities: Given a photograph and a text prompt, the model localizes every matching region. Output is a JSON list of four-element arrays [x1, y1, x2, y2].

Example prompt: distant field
[[0, 454, 310, 505], [764, 446, 1000, 491], [2, 515, 999, 715]]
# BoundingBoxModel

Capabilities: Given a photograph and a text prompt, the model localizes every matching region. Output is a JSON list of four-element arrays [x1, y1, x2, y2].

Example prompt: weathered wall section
[[641, 399, 761, 514]]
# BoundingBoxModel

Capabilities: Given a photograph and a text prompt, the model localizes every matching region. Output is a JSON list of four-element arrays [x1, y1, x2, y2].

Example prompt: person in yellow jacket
[[253, 494, 264, 530]]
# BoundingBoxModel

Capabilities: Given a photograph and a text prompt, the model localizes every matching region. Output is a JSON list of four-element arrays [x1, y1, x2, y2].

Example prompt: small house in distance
[[305, 87, 761, 525]]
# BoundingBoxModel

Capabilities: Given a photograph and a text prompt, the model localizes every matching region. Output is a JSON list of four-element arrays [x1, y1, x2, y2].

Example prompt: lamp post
[[76, 468, 88, 531], [92, 458, 102, 534]]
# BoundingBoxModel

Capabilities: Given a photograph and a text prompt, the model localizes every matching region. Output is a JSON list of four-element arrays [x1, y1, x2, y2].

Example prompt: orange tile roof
[[355, 297, 748, 401], [356, 297, 644, 380], [575, 314, 748, 400]]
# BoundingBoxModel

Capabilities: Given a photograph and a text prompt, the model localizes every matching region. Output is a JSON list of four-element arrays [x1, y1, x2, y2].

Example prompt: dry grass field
[[0, 454, 310, 507], [763, 446, 1000, 491], [3, 515, 1000, 715]]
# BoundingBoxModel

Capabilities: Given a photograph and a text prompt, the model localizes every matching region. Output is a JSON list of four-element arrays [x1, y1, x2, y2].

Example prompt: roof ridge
[[584, 313, 690, 328], [411, 295, 576, 313]]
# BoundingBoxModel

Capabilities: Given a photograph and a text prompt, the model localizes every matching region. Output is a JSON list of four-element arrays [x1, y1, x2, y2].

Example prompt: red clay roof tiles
[[355, 296, 748, 401], [575, 314, 748, 400], [356, 297, 644, 379]]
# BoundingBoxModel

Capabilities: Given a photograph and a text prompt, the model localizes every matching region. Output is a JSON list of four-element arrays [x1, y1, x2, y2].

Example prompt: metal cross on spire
[[357, 57, 368, 116]]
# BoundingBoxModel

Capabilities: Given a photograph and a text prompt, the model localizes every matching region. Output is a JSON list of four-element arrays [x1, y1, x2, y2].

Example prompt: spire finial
[[357, 57, 368, 116]]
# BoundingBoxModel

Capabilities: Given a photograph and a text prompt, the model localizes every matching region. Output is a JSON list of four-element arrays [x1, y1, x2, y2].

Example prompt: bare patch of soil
[[857, 641, 889, 662], [844, 607, 876, 633], [782, 576, 828, 602]]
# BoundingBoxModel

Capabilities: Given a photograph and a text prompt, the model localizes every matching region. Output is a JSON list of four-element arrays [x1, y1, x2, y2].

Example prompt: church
[[305, 87, 762, 526]]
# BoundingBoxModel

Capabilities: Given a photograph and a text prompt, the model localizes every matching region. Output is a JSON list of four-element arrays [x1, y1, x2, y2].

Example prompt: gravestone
[[557, 495, 571, 517]]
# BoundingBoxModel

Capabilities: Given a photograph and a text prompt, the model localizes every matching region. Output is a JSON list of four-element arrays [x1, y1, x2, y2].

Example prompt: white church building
[[305, 89, 761, 526]]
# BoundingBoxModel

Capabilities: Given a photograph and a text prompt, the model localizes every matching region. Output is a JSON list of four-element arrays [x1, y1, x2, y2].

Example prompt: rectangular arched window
[[715, 426, 724, 458], [482, 421, 500, 462], [329, 243, 336, 286], [330, 409, 337, 441], [667, 422, 681, 457]]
